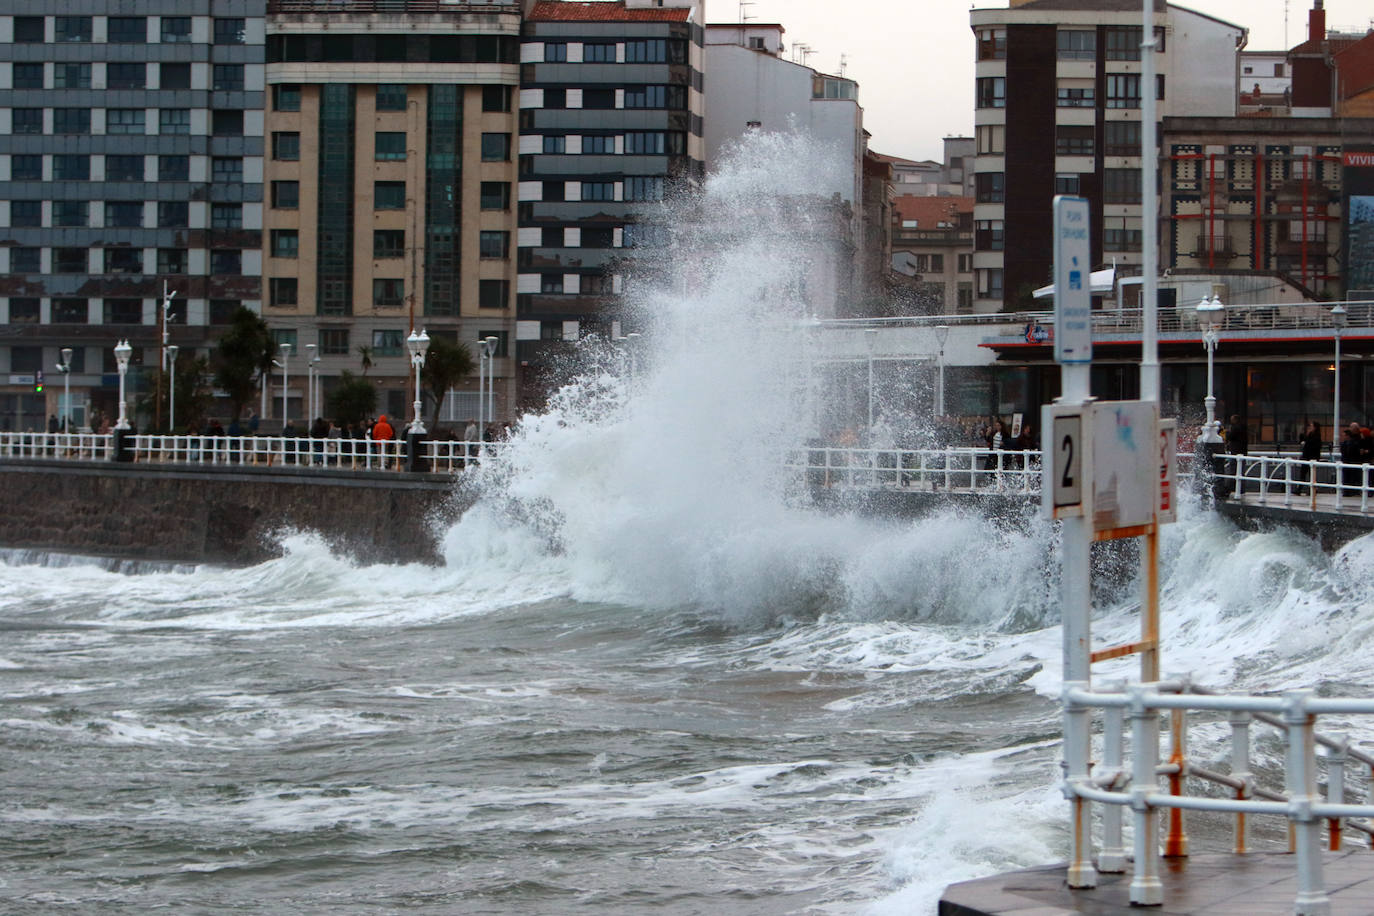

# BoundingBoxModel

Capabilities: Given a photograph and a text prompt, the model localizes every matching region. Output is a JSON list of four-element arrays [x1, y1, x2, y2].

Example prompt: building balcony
[[1190, 235, 1237, 260]]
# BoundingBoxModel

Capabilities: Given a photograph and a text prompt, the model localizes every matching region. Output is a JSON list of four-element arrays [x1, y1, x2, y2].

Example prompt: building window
[[627, 39, 678, 63], [106, 109, 145, 134], [157, 248, 187, 274], [211, 250, 241, 275], [160, 62, 191, 89], [541, 274, 564, 294], [1104, 121, 1141, 157], [53, 63, 91, 89], [543, 181, 565, 202], [1056, 125, 1094, 156], [624, 131, 666, 154], [481, 133, 510, 161], [375, 84, 407, 111], [976, 268, 1003, 299], [624, 85, 667, 109], [478, 331, 509, 357], [10, 200, 41, 227], [270, 278, 298, 307], [271, 180, 299, 209], [12, 63, 43, 89], [159, 108, 191, 134], [159, 155, 188, 181], [11, 109, 42, 134], [52, 155, 89, 181], [375, 132, 406, 160], [1057, 85, 1095, 108], [975, 172, 1005, 203], [1103, 219, 1143, 252], [54, 16, 92, 42], [11, 155, 42, 181], [975, 124, 1005, 155], [583, 135, 613, 154], [374, 181, 405, 209], [13, 17, 44, 42], [273, 85, 302, 112], [52, 298, 89, 323], [1156, 74, 1166, 100], [372, 279, 404, 308], [544, 42, 567, 62], [160, 17, 191, 42], [482, 85, 512, 112], [100, 298, 140, 324], [10, 346, 39, 373], [107, 63, 146, 89], [480, 182, 510, 210], [1106, 74, 1141, 108], [319, 328, 350, 355], [212, 110, 243, 136], [479, 231, 509, 259], [479, 279, 508, 309], [271, 329, 297, 354], [582, 227, 614, 249], [209, 300, 239, 325], [54, 201, 87, 226], [543, 135, 566, 154], [541, 226, 563, 247], [1105, 26, 1141, 60], [105, 201, 143, 227], [214, 18, 246, 45], [372, 329, 402, 356], [583, 89, 616, 109], [1057, 29, 1096, 60], [373, 230, 404, 258], [10, 247, 40, 273], [540, 321, 563, 341], [624, 177, 663, 201], [582, 181, 615, 202], [976, 27, 1006, 60], [271, 230, 299, 259], [212, 157, 243, 184], [158, 201, 188, 227], [975, 219, 1005, 251], [213, 64, 244, 91], [105, 155, 144, 181], [103, 250, 143, 274], [1055, 173, 1081, 195], [1104, 168, 1142, 204], [107, 17, 146, 43], [584, 42, 616, 62], [53, 109, 92, 134], [211, 203, 242, 229], [9, 299, 40, 323], [975, 77, 1005, 109], [54, 248, 86, 271], [273, 132, 301, 161]]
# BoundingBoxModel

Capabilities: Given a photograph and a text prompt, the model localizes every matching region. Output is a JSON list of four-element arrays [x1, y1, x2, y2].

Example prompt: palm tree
[[423, 338, 476, 430], [356, 344, 374, 377]]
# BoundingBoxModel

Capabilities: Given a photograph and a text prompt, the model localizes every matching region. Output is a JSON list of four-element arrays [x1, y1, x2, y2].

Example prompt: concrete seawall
[[0, 460, 472, 566]]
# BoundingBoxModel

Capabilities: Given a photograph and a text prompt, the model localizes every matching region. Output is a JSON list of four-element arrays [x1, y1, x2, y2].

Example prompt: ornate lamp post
[[166, 344, 178, 433], [480, 335, 499, 428], [57, 347, 73, 432], [934, 324, 950, 417], [406, 329, 430, 434], [1196, 294, 1226, 445], [1332, 304, 1348, 457], [273, 342, 292, 431], [305, 342, 319, 423], [114, 339, 132, 431]]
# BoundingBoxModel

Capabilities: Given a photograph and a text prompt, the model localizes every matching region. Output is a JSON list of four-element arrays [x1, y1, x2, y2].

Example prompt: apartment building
[[1, 3, 265, 431], [968, 0, 1243, 312], [263, 0, 520, 427], [517, 0, 705, 405], [891, 195, 975, 314]]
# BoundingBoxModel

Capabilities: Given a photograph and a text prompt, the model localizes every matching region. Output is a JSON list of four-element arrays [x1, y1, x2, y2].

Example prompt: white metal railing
[[783, 445, 1042, 495], [1213, 452, 1374, 515], [1063, 678, 1374, 914]]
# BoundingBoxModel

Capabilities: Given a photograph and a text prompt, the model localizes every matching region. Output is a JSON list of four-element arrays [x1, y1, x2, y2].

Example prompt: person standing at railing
[[1297, 420, 1323, 495], [1340, 423, 1362, 494], [1226, 415, 1248, 455]]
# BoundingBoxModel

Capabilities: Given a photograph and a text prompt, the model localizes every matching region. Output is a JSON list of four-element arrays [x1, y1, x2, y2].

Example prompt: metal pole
[[1334, 327, 1342, 458], [60, 347, 72, 433], [167, 345, 178, 433], [1284, 690, 1330, 915], [476, 346, 485, 440], [935, 325, 949, 418], [1129, 685, 1163, 905], [485, 336, 498, 425], [1139, 0, 1162, 691], [865, 328, 877, 434]]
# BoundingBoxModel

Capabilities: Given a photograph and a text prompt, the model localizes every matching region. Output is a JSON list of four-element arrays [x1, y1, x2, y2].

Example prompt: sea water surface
[[6, 128, 1374, 914]]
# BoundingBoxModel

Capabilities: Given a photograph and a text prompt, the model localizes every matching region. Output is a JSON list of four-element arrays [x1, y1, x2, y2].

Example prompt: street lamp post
[[305, 343, 318, 423], [114, 339, 132, 431], [406, 329, 430, 434], [57, 347, 73, 433], [1196, 294, 1226, 445], [476, 338, 488, 437], [483, 335, 498, 427], [166, 344, 178, 433], [1332, 304, 1348, 457], [934, 324, 950, 418], [273, 343, 292, 431]]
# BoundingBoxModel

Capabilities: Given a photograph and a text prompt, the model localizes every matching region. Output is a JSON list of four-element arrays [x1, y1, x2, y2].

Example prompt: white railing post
[[1062, 681, 1097, 888], [1099, 680, 1128, 873], [1129, 684, 1162, 905], [1285, 689, 1331, 916], [1230, 709, 1253, 854], [1326, 737, 1348, 851]]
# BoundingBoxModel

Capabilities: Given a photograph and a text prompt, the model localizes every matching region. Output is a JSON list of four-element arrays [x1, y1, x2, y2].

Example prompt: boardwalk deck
[[941, 851, 1374, 915]]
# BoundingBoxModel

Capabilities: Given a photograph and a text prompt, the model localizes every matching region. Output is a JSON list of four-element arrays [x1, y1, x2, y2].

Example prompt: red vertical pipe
[[1208, 153, 1217, 270], [1301, 153, 1310, 289], [1254, 151, 1264, 268]]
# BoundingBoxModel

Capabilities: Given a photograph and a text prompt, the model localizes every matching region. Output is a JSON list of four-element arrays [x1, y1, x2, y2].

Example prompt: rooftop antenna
[[738, 0, 754, 22], [1284, 0, 1290, 48], [839, 52, 848, 76]]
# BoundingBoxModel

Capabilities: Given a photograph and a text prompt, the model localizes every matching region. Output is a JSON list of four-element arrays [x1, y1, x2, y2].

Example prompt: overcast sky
[[727, 0, 1373, 162]]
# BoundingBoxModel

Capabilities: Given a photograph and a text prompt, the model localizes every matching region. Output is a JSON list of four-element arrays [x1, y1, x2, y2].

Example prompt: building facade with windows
[[968, 0, 1243, 312], [891, 195, 975, 314], [517, 0, 705, 405], [0, 3, 264, 431], [262, 0, 521, 427]]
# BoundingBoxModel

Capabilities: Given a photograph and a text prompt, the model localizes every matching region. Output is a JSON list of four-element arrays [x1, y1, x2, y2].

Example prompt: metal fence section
[[1214, 452, 1374, 514], [783, 445, 1042, 495], [1064, 679, 1374, 914]]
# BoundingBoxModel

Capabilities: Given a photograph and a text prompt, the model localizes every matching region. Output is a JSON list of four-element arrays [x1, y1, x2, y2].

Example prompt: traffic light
[[34, 369, 43, 393]]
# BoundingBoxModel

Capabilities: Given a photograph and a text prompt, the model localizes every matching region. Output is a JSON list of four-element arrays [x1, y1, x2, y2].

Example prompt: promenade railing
[[1214, 452, 1374, 514], [783, 445, 1043, 495], [1063, 678, 1374, 914]]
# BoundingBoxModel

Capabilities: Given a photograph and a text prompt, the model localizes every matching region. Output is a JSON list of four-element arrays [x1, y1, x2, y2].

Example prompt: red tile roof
[[893, 195, 973, 226], [528, 2, 691, 22]]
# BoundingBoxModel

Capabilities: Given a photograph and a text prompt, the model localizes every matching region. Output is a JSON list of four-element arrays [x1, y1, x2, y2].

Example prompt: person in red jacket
[[371, 415, 394, 441]]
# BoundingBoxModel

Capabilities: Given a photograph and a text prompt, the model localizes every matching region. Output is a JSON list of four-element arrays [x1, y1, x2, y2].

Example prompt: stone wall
[[0, 460, 473, 566]]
